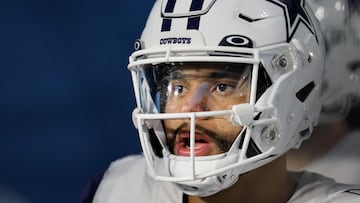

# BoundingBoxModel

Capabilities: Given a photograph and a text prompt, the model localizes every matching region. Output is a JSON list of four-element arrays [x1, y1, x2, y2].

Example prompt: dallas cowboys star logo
[[267, 0, 317, 43]]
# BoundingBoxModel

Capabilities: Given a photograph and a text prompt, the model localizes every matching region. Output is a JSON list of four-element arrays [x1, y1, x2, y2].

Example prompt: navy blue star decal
[[267, 0, 317, 43]]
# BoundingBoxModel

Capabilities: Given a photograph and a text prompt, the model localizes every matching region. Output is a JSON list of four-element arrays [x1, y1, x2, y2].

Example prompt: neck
[[187, 155, 297, 203]]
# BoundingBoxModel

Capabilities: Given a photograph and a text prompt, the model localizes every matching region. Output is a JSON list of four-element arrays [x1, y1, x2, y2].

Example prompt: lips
[[175, 132, 214, 156]]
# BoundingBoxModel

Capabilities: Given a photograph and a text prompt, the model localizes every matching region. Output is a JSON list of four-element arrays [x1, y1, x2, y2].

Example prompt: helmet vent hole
[[217, 175, 227, 183], [296, 81, 315, 102], [238, 13, 253, 22], [299, 128, 310, 137], [238, 13, 266, 22]]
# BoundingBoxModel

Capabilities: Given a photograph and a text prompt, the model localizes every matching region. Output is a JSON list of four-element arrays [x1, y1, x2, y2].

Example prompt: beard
[[166, 122, 238, 155]]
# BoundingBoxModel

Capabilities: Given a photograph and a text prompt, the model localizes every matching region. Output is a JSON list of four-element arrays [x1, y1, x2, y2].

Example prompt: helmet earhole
[[260, 125, 279, 145]]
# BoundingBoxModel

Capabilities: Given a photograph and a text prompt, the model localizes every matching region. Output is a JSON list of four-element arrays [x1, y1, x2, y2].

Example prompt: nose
[[181, 82, 210, 112]]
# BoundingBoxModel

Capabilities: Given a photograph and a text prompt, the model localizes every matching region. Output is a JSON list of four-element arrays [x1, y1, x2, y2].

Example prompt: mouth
[[175, 132, 214, 156]]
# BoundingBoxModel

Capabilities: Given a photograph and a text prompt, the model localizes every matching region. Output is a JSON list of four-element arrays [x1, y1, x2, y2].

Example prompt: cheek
[[164, 119, 178, 129], [210, 93, 251, 111], [211, 120, 243, 139], [164, 103, 182, 113], [164, 119, 185, 136]]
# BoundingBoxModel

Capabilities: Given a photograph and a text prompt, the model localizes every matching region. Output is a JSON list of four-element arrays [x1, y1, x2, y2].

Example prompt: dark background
[[0, 0, 153, 202]]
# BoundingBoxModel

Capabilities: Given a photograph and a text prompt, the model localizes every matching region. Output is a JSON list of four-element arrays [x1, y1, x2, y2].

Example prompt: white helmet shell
[[129, 0, 324, 196]]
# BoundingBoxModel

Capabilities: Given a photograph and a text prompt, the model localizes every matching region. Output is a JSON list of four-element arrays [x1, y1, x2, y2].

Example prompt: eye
[[168, 80, 187, 97], [173, 85, 184, 95], [215, 83, 234, 95], [217, 84, 229, 92]]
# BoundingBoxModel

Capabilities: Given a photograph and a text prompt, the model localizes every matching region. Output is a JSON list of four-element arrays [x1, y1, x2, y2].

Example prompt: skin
[[163, 64, 250, 156], [160, 64, 297, 203]]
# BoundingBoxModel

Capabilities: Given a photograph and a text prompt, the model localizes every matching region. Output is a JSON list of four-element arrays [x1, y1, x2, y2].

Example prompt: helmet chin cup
[[175, 170, 239, 197], [162, 149, 242, 196]]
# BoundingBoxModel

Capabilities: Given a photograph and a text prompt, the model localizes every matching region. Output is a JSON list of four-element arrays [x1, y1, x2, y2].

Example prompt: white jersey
[[306, 130, 360, 185], [93, 155, 360, 203]]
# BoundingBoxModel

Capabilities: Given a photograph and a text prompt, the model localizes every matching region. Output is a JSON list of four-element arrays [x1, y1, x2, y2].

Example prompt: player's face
[[161, 63, 251, 156]]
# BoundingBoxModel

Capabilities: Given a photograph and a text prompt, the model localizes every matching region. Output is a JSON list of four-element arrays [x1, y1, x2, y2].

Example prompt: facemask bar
[[128, 43, 299, 183], [135, 105, 277, 182]]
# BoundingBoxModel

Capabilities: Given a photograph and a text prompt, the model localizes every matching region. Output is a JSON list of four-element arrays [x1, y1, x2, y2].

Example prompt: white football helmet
[[128, 0, 324, 196], [307, 0, 360, 122]]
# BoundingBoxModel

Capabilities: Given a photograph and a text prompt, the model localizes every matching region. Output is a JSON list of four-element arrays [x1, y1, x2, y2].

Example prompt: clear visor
[[137, 62, 253, 156], [141, 62, 252, 113]]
